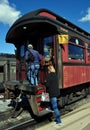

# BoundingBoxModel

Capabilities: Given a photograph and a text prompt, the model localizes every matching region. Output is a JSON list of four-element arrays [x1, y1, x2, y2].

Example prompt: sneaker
[[54, 123, 62, 128], [46, 108, 54, 112], [53, 121, 56, 125], [56, 123, 62, 126], [53, 122, 62, 125]]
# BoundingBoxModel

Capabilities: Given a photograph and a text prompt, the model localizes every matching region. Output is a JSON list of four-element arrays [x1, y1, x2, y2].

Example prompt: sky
[[0, 0, 90, 54]]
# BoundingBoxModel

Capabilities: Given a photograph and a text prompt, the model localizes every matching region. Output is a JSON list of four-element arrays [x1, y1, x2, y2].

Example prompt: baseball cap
[[28, 44, 33, 48]]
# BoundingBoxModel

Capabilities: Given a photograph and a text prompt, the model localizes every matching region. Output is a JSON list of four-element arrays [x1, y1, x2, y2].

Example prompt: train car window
[[20, 45, 25, 58], [86, 44, 90, 61], [68, 37, 85, 61], [68, 44, 84, 60], [88, 44, 90, 48], [87, 49, 90, 61], [43, 36, 53, 62], [69, 37, 84, 46]]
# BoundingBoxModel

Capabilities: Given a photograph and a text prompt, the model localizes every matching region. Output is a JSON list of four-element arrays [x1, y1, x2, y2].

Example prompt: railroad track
[[6, 119, 35, 130], [0, 95, 90, 130], [0, 109, 31, 130]]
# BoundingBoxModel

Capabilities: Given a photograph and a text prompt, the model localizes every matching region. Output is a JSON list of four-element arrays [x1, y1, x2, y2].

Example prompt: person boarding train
[[25, 44, 42, 86]]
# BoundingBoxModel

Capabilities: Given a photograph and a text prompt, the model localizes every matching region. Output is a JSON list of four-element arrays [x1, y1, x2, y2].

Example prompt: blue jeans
[[28, 64, 40, 85], [50, 97, 61, 124]]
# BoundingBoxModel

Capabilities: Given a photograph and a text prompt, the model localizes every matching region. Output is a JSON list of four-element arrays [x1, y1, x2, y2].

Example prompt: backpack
[[27, 50, 34, 62]]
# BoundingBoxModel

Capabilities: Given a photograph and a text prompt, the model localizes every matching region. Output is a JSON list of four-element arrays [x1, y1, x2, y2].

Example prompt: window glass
[[87, 49, 90, 61], [68, 44, 84, 60], [87, 44, 90, 48], [69, 37, 84, 46], [20, 45, 25, 57], [43, 36, 53, 61]]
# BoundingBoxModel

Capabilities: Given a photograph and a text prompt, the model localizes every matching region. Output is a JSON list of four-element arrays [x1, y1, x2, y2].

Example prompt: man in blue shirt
[[25, 44, 42, 86]]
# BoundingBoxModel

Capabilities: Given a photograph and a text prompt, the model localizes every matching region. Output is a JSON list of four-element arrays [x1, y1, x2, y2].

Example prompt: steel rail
[[5, 118, 35, 130]]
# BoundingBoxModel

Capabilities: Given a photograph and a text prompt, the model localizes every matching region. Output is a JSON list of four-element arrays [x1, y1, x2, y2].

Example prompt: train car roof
[[6, 8, 90, 43]]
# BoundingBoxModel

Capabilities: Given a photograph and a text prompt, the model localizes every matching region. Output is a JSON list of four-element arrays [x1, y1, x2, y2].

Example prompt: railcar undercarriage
[[2, 80, 90, 120]]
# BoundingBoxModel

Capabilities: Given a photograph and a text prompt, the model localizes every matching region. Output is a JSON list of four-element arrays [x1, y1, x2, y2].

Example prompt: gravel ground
[[0, 99, 12, 112]]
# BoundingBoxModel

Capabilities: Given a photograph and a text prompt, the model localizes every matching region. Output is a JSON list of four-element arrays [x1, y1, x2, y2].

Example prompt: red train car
[[5, 9, 90, 118]]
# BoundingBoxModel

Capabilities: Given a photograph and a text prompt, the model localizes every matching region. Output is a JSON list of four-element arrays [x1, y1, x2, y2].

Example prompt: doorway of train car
[[39, 35, 57, 84], [16, 35, 58, 84], [17, 36, 59, 116], [32, 35, 58, 115]]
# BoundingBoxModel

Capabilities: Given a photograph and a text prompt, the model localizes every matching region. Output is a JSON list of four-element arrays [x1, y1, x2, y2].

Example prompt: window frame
[[68, 36, 85, 63], [86, 43, 90, 63]]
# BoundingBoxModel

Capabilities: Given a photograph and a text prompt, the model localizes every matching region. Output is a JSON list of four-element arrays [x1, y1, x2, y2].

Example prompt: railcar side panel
[[63, 65, 90, 88]]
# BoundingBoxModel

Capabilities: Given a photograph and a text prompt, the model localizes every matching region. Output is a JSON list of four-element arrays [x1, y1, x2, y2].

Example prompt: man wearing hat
[[25, 44, 42, 86]]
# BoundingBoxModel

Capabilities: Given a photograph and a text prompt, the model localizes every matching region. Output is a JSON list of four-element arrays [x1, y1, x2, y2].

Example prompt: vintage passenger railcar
[[5, 9, 90, 119]]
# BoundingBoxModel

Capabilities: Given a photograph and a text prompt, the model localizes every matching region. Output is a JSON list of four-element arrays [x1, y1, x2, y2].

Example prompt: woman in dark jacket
[[46, 65, 62, 125]]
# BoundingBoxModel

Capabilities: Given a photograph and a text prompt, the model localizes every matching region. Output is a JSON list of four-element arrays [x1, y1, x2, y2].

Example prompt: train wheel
[[88, 87, 90, 94], [69, 93, 73, 101], [86, 87, 89, 95], [64, 94, 69, 105], [58, 96, 65, 108], [81, 89, 86, 97]]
